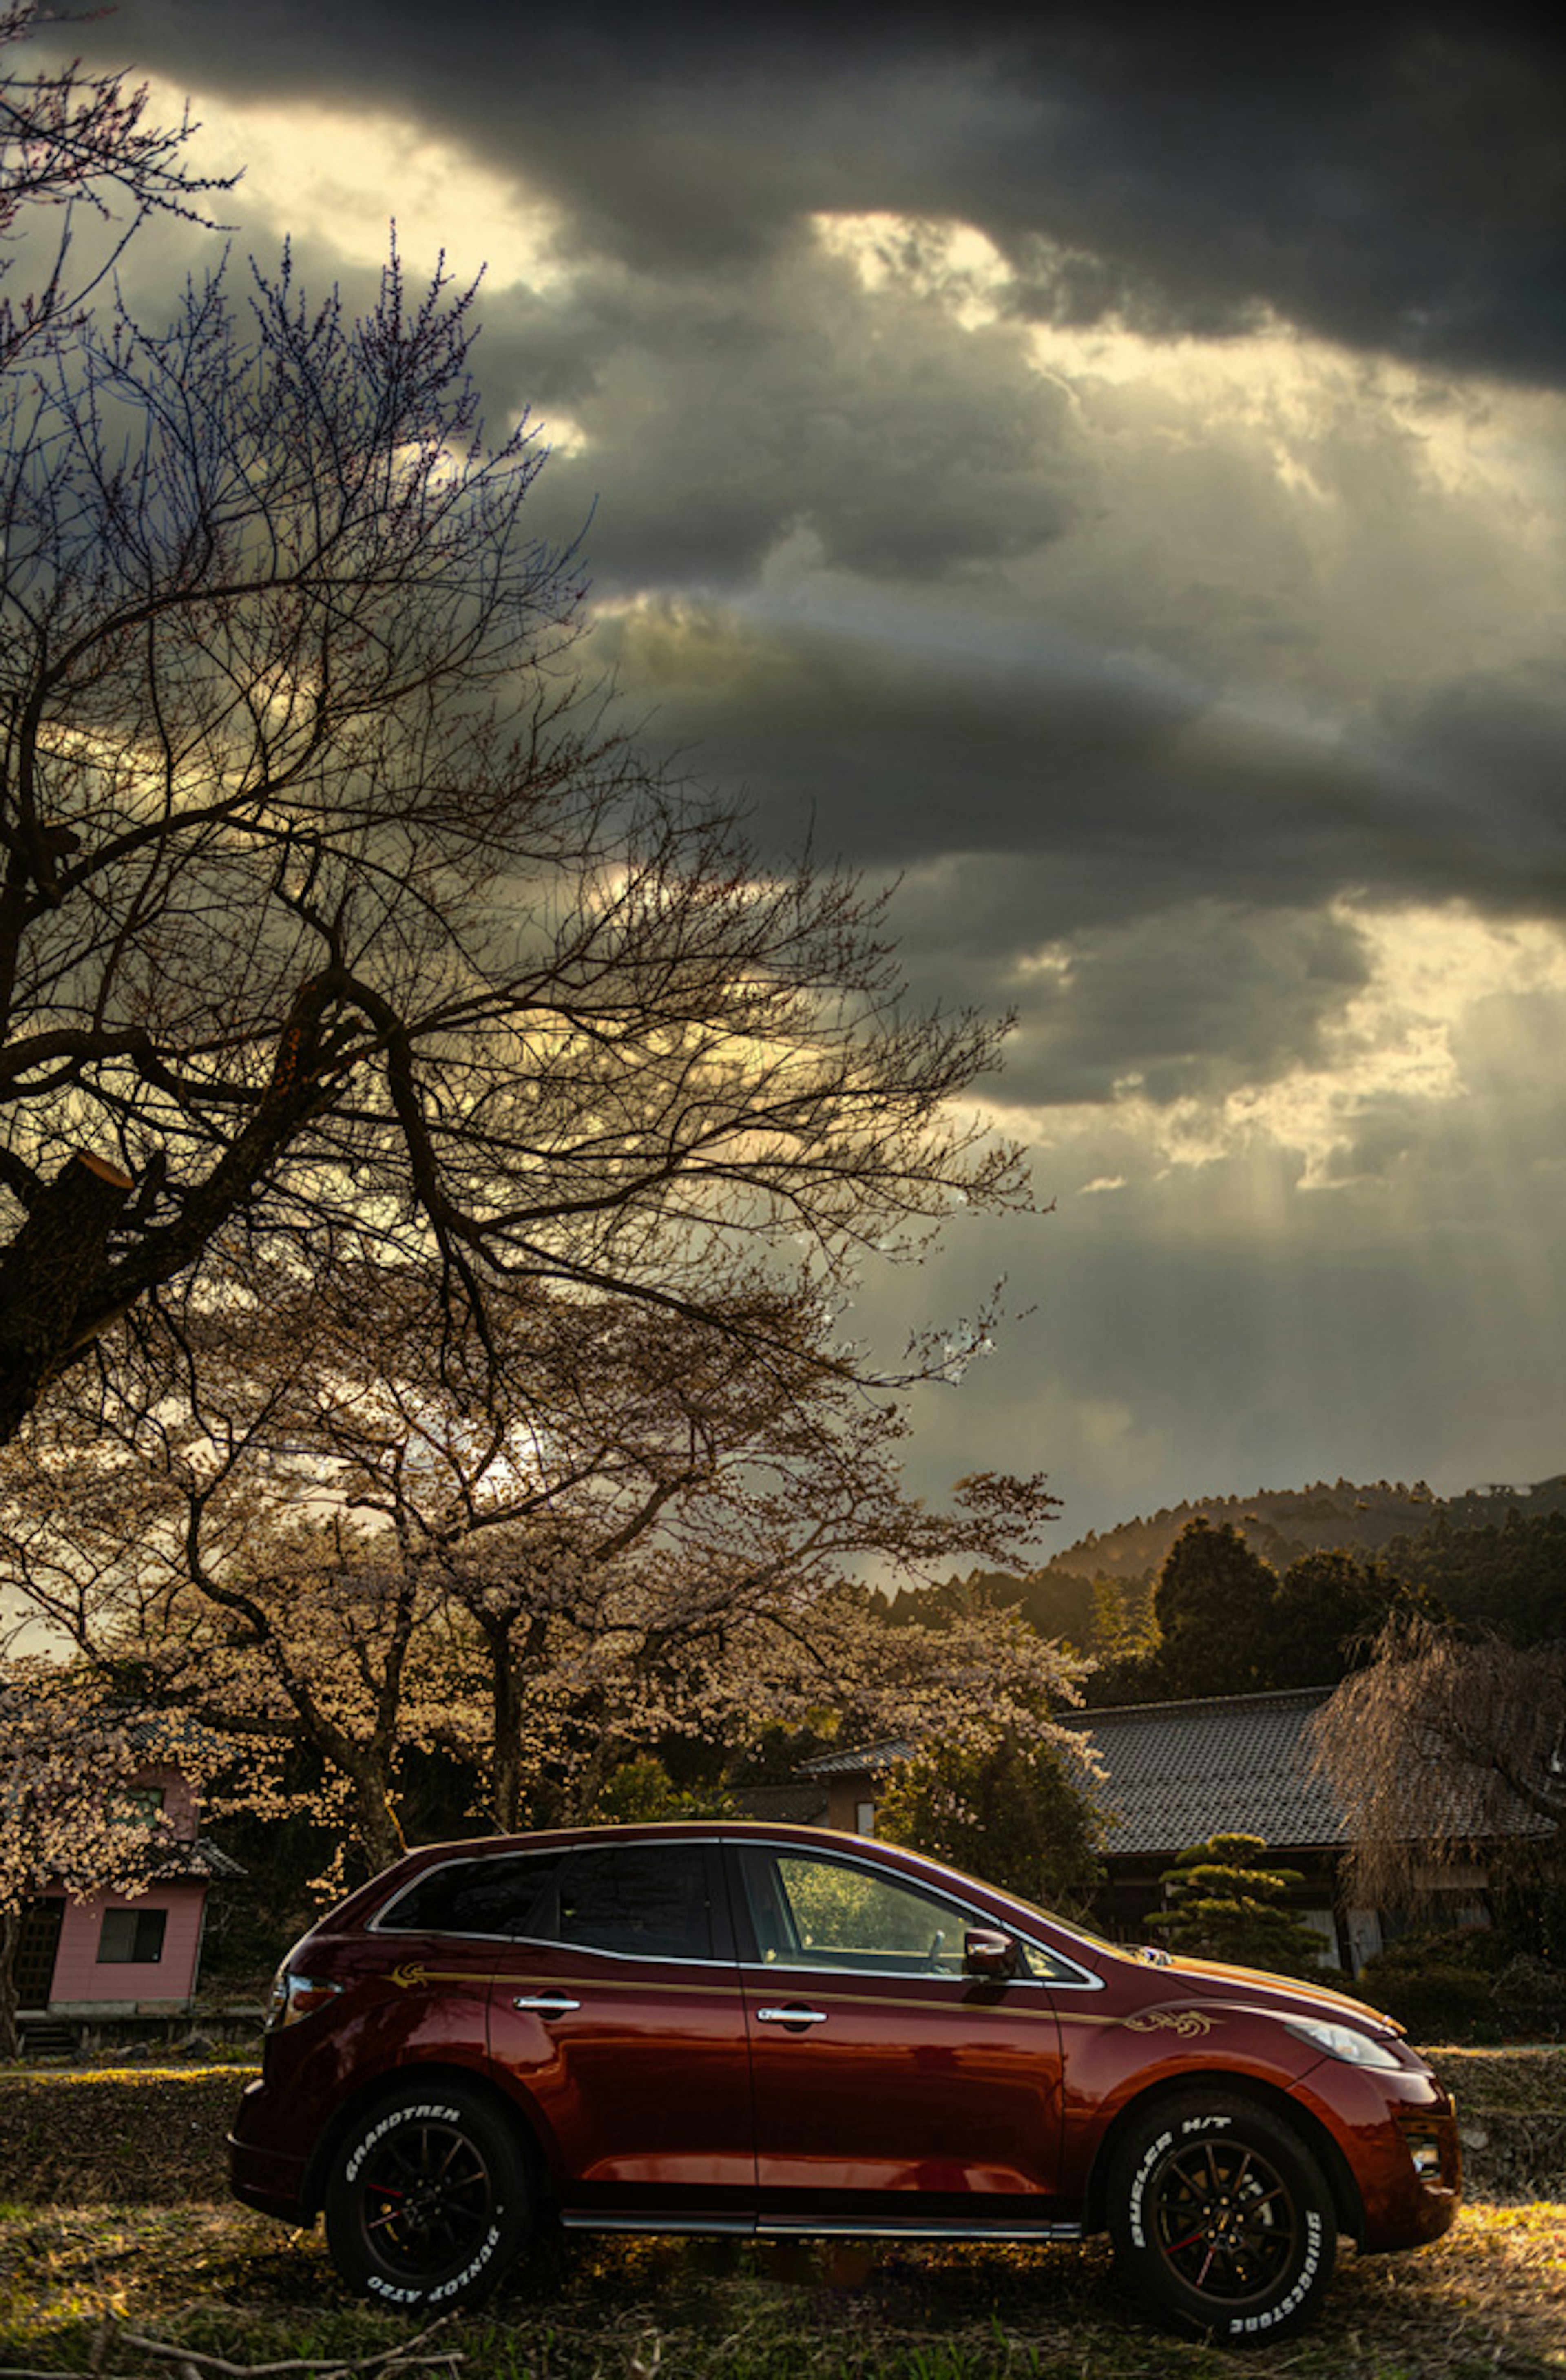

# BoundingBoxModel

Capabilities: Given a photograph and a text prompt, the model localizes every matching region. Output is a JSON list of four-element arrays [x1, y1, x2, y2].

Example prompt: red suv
[[230, 1822, 1459, 2342]]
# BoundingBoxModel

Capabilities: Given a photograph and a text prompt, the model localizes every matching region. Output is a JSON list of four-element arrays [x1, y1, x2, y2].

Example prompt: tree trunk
[[351, 1777, 406, 1880], [0, 1152, 131, 1440], [0, 1909, 22, 2064], [565, 1723, 624, 1824], [485, 1615, 535, 1836]]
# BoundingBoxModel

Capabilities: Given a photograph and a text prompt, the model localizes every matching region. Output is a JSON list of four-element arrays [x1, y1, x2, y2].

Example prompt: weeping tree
[[1312, 1614, 1566, 1917]]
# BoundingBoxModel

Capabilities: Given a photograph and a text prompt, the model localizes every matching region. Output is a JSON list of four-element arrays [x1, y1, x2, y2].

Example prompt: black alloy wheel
[[1107, 2092, 1338, 2342], [324, 2081, 533, 2310]]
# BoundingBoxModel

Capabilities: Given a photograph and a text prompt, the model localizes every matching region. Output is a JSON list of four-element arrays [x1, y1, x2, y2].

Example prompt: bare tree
[[1312, 1612, 1565, 1913], [0, 2, 231, 369], [0, 180, 1027, 1440]]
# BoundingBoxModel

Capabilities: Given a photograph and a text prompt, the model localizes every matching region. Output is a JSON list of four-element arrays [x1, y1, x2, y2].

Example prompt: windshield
[[1000, 1890, 1121, 1962]]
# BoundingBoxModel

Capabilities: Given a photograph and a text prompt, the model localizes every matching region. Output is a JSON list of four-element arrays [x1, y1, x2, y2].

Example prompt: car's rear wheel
[[323, 2081, 532, 2311], [1106, 2092, 1338, 2343]]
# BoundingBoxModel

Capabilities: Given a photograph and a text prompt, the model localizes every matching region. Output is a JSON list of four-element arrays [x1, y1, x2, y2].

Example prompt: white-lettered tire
[[1106, 2091, 1338, 2344], [323, 2080, 533, 2311]]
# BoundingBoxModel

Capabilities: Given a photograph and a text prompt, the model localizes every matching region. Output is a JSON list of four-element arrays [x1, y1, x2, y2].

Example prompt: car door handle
[[512, 1992, 581, 2015], [756, 2004, 828, 2026]]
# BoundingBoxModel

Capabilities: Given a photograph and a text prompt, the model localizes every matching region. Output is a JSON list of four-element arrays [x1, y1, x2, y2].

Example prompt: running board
[[761, 2218, 1083, 2243], [560, 2212, 1082, 2243], [561, 2214, 753, 2236]]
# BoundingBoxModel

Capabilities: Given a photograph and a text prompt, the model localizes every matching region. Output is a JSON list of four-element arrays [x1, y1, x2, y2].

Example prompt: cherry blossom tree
[[0, 188, 1030, 1443], [0, 1661, 183, 2057], [0, 2, 231, 372], [3, 1267, 1076, 1881], [0, 1, 1056, 1883]]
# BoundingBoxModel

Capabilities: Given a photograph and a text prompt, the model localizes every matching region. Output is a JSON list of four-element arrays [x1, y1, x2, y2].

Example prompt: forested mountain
[[1046, 1475, 1566, 1586], [885, 1474, 1566, 1703]]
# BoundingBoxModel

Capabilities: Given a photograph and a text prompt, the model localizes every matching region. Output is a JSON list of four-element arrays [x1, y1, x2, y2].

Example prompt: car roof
[[324, 1819, 1021, 1931]]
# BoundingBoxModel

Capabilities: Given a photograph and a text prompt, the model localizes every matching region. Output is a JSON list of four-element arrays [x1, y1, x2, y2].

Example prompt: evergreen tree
[[1147, 1833, 1325, 1976], [1150, 1520, 1278, 1697], [1266, 1549, 1409, 1687]]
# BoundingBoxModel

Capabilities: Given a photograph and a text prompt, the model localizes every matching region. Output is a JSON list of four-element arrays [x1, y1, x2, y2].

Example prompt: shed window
[[97, 1907, 167, 1964]]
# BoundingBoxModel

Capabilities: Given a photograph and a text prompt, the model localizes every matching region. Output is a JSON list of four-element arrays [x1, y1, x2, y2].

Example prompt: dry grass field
[[0, 2055, 1561, 2379]]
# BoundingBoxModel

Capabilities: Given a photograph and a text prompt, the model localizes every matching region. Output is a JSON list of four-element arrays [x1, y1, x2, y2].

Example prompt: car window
[[739, 1848, 971, 1976], [1014, 1935, 1095, 1983], [533, 1841, 716, 1961], [376, 1849, 568, 1938]]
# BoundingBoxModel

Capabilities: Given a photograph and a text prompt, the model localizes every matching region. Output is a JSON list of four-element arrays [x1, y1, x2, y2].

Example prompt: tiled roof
[[790, 1688, 1549, 1866], [150, 1835, 248, 1882], [730, 1784, 832, 1825], [1059, 1688, 1346, 1858], [796, 1739, 912, 1778]]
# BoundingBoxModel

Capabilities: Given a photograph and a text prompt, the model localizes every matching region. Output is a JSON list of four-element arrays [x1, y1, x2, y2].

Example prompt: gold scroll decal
[[390, 1962, 500, 1991], [1123, 2008, 1218, 2038]]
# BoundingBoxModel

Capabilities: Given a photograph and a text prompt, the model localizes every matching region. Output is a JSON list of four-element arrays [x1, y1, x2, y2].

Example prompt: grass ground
[[1, 2200, 1562, 2379], [0, 2055, 1562, 2378]]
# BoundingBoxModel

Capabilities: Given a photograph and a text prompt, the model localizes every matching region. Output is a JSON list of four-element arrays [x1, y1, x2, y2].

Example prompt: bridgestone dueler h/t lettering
[[1106, 2091, 1338, 2342]]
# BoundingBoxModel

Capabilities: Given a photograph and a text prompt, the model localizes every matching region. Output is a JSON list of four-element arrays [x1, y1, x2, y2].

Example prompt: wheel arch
[[1082, 2070, 1365, 2246], [300, 2059, 557, 2221]]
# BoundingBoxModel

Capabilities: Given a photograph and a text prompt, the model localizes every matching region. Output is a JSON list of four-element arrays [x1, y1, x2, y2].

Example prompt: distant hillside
[[1047, 1473, 1566, 1585]]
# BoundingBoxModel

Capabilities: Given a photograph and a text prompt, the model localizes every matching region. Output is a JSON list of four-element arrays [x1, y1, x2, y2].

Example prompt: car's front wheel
[[1106, 2092, 1338, 2343], [323, 2080, 533, 2311]]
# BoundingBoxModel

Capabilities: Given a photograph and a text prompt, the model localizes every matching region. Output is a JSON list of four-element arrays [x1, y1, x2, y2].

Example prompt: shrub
[[1355, 1928, 1505, 2041], [1492, 1953, 1566, 2040]]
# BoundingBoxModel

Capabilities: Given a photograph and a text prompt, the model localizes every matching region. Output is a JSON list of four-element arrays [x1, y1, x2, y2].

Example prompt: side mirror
[[963, 1927, 1020, 1981]]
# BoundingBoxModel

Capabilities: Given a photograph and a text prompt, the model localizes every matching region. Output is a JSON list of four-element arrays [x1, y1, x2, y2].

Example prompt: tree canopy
[[2, 1267, 1071, 1880], [876, 1726, 1105, 1919]]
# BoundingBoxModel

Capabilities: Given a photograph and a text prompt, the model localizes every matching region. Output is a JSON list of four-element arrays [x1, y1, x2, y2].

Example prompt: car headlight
[[1283, 2014, 1404, 2071]]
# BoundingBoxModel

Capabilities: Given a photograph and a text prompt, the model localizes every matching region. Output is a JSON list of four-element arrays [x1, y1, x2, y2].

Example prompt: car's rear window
[[376, 1849, 567, 1938]]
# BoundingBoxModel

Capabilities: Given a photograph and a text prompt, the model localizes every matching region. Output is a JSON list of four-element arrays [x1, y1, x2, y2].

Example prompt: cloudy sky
[[55, 2, 1566, 1544]]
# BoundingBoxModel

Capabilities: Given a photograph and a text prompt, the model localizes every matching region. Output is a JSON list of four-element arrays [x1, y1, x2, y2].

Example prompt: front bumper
[[1291, 2061, 1461, 2252]]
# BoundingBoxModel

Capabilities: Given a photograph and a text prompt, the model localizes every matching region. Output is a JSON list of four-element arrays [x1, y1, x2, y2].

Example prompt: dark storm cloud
[[487, 256, 1077, 592], [980, 903, 1377, 1111], [106, 1, 1566, 384], [606, 604, 1566, 944], [33, 1, 1566, 1530]]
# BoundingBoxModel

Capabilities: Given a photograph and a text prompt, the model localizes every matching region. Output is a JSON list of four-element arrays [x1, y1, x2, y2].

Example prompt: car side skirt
[[560, 2212, 1086, 2242]]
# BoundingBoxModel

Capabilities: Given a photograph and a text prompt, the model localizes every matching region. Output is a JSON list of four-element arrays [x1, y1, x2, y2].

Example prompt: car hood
[[1124, 1949, 1401, 2035]]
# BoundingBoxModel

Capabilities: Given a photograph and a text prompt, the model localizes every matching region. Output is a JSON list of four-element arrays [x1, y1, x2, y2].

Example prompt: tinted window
[[536, 1843, 714, 1960], [378, 1851, 566, 1938]]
